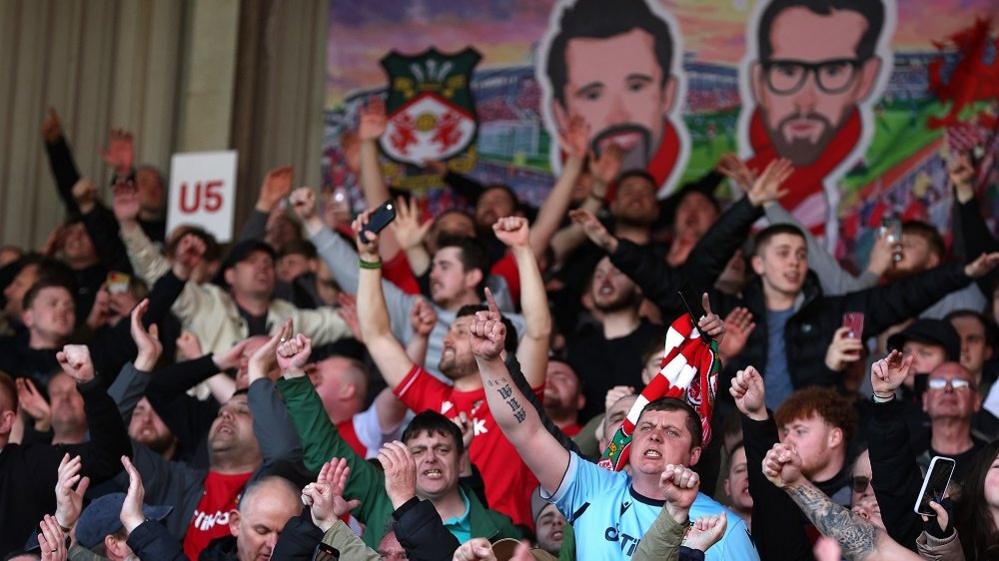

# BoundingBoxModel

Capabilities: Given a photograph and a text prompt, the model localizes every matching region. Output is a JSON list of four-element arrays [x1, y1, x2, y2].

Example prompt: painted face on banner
[[751, 5, 884, 166], [539, 0, 690, 194], [555, 27, 676, 173]]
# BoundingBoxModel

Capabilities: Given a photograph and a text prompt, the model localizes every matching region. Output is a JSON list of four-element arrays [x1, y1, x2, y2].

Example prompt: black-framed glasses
[[852, 475, 871, 493], [762, 58, 862, 95]]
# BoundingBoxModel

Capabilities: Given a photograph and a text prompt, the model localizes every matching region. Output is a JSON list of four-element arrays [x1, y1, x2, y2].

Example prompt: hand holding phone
[[914, 456, 956, 516], [880, 217, 903, 265], [842, 312, 864, 340], [362, 200, 397, 236]]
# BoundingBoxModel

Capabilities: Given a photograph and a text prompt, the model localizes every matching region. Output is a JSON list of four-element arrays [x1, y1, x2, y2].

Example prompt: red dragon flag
[[599, 313, 720, 471]]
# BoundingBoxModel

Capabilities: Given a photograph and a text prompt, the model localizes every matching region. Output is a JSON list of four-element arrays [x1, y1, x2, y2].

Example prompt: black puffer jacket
[[713, 263, 972, 396]]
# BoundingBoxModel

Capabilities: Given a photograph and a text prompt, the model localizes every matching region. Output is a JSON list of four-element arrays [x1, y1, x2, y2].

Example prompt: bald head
[[231, 476, 302, 561], [238, 476, 299, 511], [930, 361, 975, 382]]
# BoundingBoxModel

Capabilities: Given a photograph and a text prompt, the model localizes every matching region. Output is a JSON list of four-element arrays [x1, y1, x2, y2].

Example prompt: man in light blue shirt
[[470, 303, 759, 561]]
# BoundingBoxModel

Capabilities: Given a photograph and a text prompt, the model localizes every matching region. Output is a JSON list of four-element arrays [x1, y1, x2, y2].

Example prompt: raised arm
[[857, 253, 999, 336], [293, 187, 414, 339], [550, 145, 620, 264], [353, 209, 417, 389], [866, 351, 925, 549], [239, 165, 293, 243], [764, 443, 920, 561], [41, 108, 84, 211], [949, 150, 999, 291], [357, 97, 391, 206], [275, 375, 392, 543], [681, 158, 792, 293], [56, 345, 131, 483], [389, 196, 432, 277], [494, 218, 551, 387], [730, 366, 815, 561], [469, 298, 569, 494], [247, 322, 304, 464], [528, 115, 588, 261], [107, 300, 163, 423]]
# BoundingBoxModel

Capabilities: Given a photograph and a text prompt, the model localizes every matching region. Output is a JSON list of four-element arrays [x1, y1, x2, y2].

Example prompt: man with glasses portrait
[[917, 361, 985, 482], [738, 0, 892, 241]]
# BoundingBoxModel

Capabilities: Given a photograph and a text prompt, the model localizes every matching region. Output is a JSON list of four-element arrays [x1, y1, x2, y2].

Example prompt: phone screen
[[915, 457, 955, 515]]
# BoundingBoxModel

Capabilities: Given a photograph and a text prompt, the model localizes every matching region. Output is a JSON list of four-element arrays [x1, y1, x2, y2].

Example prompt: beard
[[765, 109, 838, 166], [590, 124, 652, 171], [439, 351, 477, 381], [593, 287, 642, 314], [137, 430, 177, 455]]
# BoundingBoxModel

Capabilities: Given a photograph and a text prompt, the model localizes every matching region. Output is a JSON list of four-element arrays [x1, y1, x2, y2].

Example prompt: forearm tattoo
[[487, 379, 527, 423], [786, 482, 878, 561]]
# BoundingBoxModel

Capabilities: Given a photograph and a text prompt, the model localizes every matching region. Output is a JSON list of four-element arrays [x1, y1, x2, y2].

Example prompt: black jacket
[[127, 520, 187, 561], [715, 263, 972, 396], [199, 536, 239, 561], [0, 379, 131, 555], [271, 511, 325, 561], [867, 399, 925, 551], [611, 197, 976, 396], [392, 498, 461, 561]]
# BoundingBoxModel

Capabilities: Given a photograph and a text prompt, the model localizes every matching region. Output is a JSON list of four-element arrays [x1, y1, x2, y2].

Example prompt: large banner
[[323, 0, 998, 263]]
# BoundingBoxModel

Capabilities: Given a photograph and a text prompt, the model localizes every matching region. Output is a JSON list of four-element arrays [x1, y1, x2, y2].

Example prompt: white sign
[[167, 151, 238, 243]]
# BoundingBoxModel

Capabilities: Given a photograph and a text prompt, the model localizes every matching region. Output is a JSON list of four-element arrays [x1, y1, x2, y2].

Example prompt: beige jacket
[[121, 225, 351, 356], [916, 530, 966, 561], [322, 519, 380, 561]]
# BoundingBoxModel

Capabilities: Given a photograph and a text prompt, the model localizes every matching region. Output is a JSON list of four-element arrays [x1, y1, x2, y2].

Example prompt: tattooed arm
[[469, 291, 571, 495], [763, 443, 921, 561]]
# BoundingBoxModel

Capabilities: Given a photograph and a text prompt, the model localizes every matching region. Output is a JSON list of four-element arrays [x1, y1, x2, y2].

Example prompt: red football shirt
[[183, 470, 253, 560], [394, 365, 541, 528]]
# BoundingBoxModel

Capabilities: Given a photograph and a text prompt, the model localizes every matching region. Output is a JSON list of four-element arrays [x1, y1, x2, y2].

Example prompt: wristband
[[872, 392, 894, 403], [359, 258, 382, 270]]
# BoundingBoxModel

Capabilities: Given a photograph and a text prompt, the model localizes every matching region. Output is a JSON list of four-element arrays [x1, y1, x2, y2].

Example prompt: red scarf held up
[[746, 107, 863, 214]]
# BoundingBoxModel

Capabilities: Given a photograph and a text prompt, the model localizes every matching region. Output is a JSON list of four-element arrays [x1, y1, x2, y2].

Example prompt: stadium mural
[[323, 0, 998, 265]]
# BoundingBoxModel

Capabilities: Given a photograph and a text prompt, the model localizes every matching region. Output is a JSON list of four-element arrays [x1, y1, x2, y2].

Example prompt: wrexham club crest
[[379, 47, 482, 165]]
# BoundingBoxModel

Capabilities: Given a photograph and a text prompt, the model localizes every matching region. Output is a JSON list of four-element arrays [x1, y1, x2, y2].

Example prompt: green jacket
[[277, 376, 521, 547]]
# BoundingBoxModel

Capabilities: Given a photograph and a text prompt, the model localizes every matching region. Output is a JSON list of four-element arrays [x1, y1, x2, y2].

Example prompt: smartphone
[[880, 217, 903, 264], [362, 200, 396, 236], [914, 456, 956, 516], [106, 272, 131, 295], [312, 543, 340, 561], [842, 312, 865, 340]]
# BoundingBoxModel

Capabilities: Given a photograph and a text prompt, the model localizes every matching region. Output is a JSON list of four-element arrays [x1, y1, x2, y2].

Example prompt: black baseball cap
[[222, 240, 277, 272], [887, 318, 961, 362]]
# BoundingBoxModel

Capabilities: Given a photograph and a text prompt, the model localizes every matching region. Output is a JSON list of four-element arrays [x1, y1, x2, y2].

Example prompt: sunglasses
[[927, 378, 973, 391], [852, 475, 871, 494]]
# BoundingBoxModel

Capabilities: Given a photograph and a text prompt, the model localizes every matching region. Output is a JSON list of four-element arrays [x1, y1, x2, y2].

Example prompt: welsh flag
[[599, 313, 720, 471]]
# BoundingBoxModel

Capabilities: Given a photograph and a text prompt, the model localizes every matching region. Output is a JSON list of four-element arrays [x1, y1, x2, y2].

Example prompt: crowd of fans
[[0, 100, 996, 561]]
